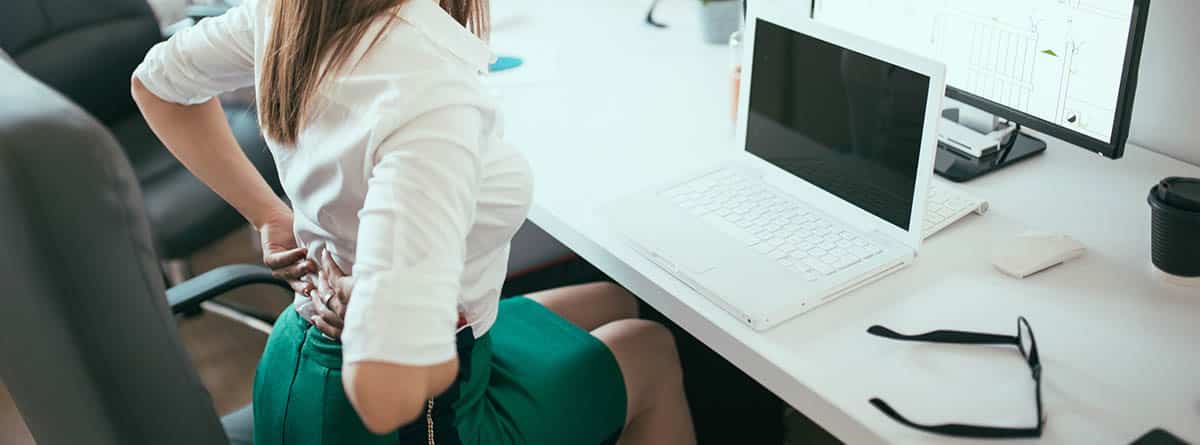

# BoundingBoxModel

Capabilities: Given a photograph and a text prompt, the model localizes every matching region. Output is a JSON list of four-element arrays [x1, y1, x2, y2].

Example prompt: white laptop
[[605, 4, 946, 331]]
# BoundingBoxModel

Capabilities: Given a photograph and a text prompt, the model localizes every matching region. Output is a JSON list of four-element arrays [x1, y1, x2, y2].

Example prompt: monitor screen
[[746, 18, 931, 231], [813, 0, 1144, 155]]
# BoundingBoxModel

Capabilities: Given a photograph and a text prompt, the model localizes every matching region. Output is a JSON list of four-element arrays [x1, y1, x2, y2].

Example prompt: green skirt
[[253, 296, 627, 445]]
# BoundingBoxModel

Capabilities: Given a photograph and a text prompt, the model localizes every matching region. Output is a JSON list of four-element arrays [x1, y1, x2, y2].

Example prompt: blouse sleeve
[[340, 95, 487, 366], [133, 0, 257, 105]]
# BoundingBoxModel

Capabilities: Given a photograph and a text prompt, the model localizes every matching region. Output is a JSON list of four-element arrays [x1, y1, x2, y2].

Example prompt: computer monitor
[[811, 0, 1150, 179]]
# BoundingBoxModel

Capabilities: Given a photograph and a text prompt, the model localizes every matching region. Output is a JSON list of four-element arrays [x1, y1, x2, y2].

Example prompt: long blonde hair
[[259, 0, 489, 144]]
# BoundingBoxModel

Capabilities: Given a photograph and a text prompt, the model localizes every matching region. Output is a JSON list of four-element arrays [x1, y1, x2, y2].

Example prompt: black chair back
[[0, 59, 228, 445], [0, 0, 161, 124]]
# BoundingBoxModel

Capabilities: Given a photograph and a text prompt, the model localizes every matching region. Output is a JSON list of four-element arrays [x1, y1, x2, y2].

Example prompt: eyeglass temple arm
[[867, 325, 1017, 345], [869, 399, 1041, 438], [644, 0, 668, 28]]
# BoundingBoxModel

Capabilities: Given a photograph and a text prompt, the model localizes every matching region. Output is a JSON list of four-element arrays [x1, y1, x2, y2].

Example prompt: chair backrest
[[0, 59, 229, 445], [0, 0, 161, 124]]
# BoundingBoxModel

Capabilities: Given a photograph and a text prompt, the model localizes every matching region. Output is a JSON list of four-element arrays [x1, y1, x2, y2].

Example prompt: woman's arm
[[306, 250, 457, 432], [340, 100, 486, 433], [133, 82, 316, 291], [131, 85, 292, 228], [345, 358, 460, 433], [130, 0, 315, 285], [129, 0, 291, 231]]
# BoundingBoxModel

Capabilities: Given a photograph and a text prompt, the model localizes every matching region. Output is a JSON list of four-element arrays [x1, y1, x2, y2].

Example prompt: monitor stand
[[934, 130, 1047, 182]]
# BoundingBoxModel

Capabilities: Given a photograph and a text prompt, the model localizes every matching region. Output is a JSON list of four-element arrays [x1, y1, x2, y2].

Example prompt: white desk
[[489, 0, 1200, 443]]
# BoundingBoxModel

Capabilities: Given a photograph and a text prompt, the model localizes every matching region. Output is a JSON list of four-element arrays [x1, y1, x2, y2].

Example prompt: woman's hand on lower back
[[260, 210, 317, 296], [307, 249, 356, 339]]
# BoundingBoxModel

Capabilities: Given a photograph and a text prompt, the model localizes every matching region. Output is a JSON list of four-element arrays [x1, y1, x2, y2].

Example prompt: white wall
[[1127, 0, 1200, 166]]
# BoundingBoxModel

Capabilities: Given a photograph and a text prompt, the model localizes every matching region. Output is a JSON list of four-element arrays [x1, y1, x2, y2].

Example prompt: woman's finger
[[325, 287, 344, 317], [264, 246, 308, 269], [328, 284, 347, 318], [309, 315, 343, 340], [271, 259, 317, 281], [308, 291, 344, 327], [319, 250, 345, 314], [289, 279, 316, 297], [318, 250, 354, 318], [315, 300, 344, 328], [330, 276, 356, 317]]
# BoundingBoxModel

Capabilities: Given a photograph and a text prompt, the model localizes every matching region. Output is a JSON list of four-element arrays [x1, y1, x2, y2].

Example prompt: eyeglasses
[[867, 317, 1045, 438]]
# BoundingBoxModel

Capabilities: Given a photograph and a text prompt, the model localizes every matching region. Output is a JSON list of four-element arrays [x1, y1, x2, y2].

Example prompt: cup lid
[[1156, 177, 1200, 212]]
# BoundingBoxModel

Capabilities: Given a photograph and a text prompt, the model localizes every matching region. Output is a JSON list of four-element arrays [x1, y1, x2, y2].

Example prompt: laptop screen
[[746, 18, 930, 231]]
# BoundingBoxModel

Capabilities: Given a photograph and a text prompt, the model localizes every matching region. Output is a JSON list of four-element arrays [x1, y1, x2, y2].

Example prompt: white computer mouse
[[991, 232, 1087, 278]]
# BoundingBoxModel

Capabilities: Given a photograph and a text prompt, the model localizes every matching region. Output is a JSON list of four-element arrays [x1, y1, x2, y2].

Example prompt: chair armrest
[[185, 4, 233, 21], [167, 264, 291, 315]]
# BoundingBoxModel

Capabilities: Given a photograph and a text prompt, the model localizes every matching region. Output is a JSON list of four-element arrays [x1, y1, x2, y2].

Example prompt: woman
[[130, 0, 696, 443]]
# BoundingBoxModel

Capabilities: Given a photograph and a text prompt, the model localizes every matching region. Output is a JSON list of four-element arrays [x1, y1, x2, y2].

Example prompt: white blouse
[[134, 0, 533, 366]]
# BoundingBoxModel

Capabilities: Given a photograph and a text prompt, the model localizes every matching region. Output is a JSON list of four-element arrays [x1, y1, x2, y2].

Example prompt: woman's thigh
[[526, 281, 639, 331], [590, 319, 684, 426]]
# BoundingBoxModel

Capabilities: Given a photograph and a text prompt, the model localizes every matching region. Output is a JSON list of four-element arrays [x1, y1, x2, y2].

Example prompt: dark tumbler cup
[[1147, 177, 1200, 278]]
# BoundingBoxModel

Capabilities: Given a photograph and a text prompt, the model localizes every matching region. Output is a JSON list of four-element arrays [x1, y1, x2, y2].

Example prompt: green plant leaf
[[1041, 49, 1059, 57]]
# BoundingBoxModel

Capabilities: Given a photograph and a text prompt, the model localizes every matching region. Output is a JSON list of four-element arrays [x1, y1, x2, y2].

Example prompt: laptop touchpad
[[646, 218, 720, 274]]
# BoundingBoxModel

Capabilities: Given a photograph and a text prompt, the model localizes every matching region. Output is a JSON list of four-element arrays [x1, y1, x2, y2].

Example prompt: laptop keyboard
[[664, 170, 884, 282], [923, 182, 988, 239]]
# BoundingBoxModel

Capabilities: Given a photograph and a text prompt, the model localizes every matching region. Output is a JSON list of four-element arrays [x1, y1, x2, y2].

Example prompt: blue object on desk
[[490, 56, 523, 72]]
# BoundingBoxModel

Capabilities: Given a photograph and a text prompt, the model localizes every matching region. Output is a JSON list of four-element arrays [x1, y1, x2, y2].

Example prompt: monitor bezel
[[812, 0, 1151, 159]]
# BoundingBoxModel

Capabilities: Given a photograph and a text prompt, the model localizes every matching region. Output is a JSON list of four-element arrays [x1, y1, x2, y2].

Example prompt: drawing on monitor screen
[[813, 0, 1133, 143]]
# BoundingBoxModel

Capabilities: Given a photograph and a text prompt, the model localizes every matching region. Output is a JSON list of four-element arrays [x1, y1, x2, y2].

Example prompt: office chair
[[0, 0, 282, 269], [0, 57, 276, 445]]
